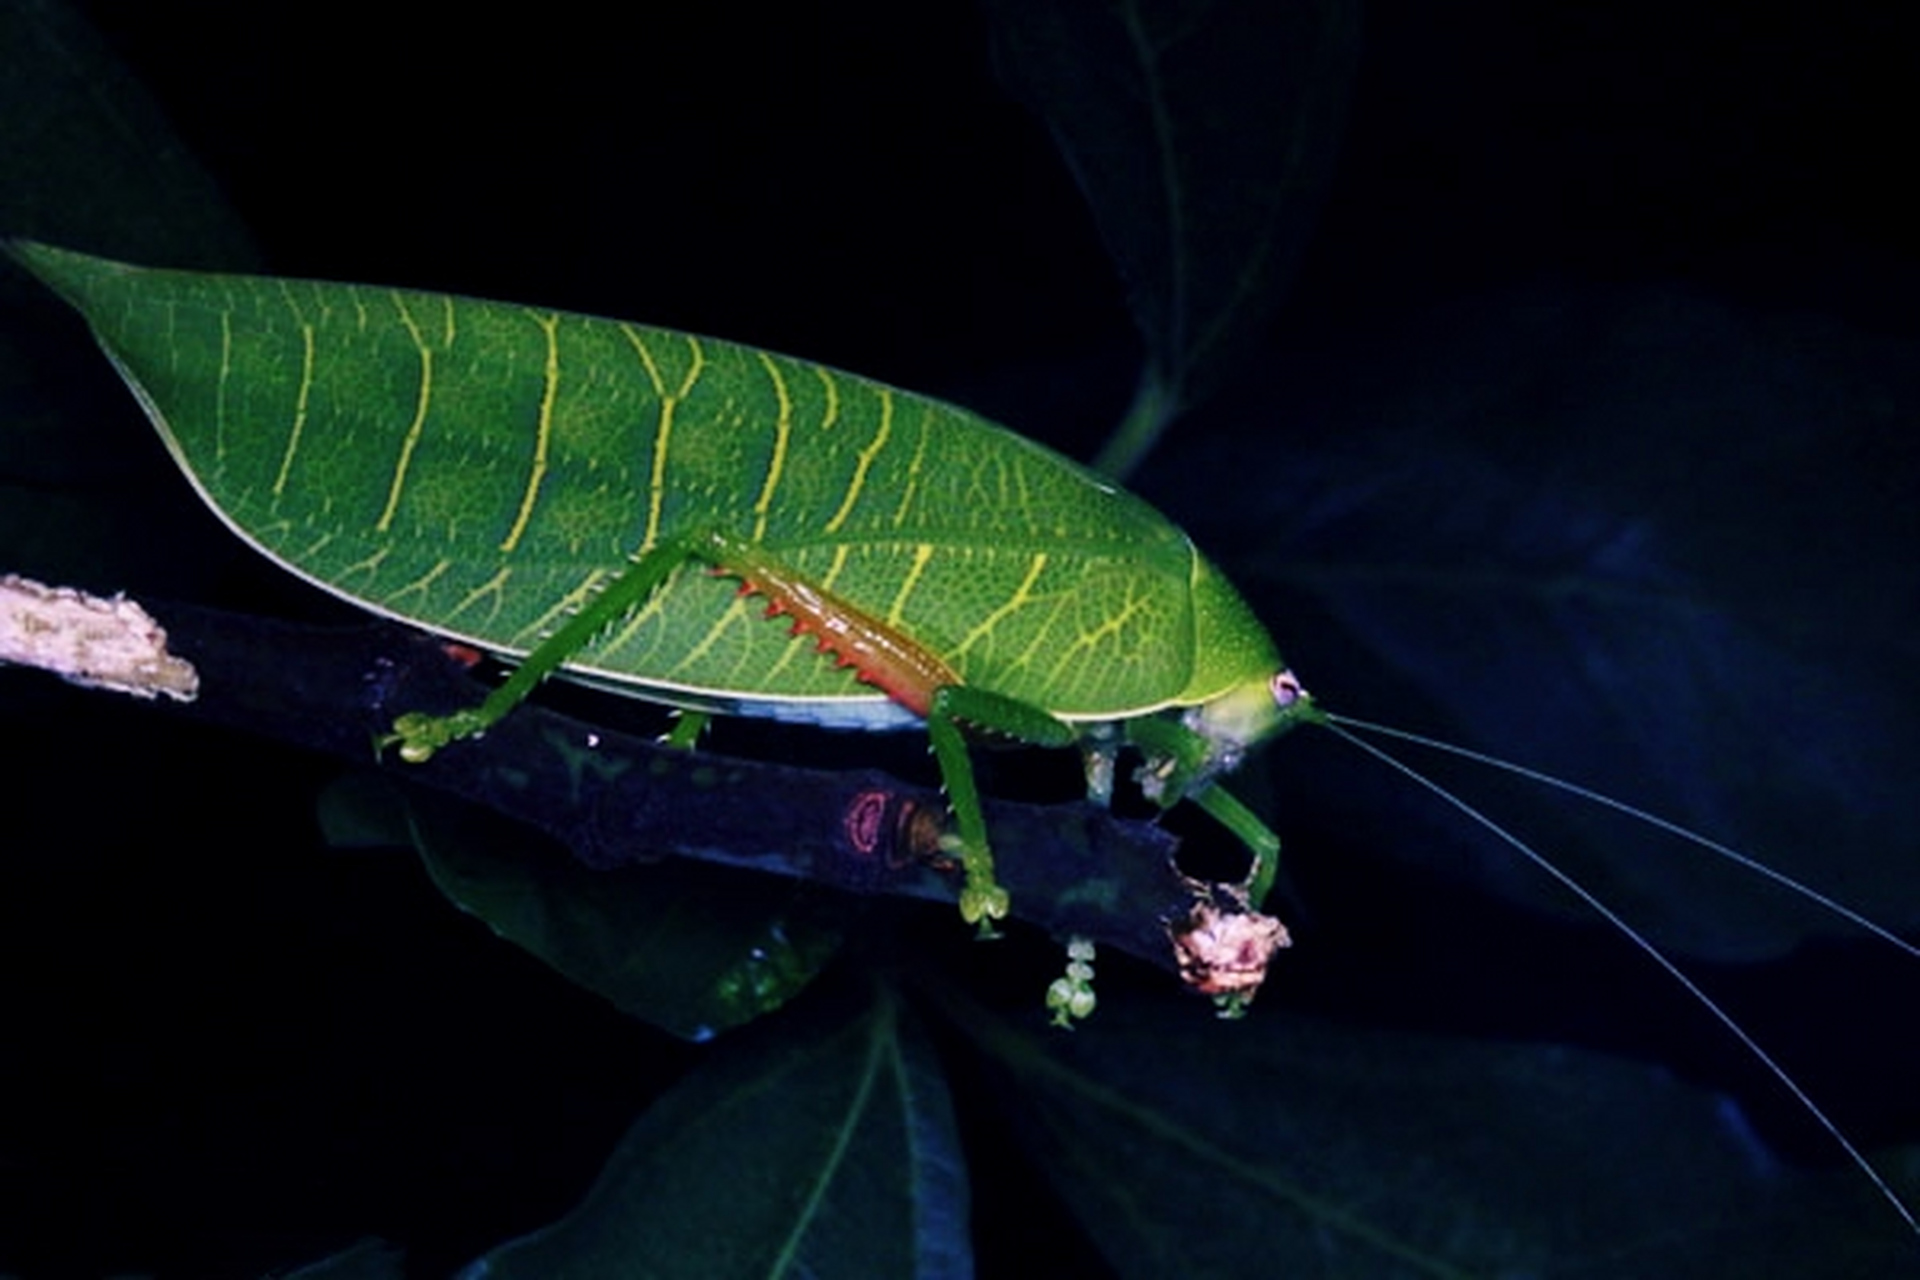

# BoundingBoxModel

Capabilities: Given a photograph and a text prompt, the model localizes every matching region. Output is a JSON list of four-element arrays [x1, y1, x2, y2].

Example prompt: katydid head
[[1123, 668, 1321, 863], [1110, 668, 1320, 973], [1182, 668, 1323, 780]]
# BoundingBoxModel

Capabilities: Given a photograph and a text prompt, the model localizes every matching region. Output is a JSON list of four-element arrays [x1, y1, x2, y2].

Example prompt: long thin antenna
[[1317, 716, 1920, 1240], [1325, 713, 1920, 960]]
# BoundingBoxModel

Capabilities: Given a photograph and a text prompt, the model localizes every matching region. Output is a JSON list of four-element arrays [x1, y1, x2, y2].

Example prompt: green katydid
[[6, 240, 1318, 938], [11, 242, 1919, 1237]]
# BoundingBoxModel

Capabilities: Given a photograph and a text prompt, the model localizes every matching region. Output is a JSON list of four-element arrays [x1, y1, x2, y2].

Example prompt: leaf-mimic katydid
[[9, 241, 1916, 1239]]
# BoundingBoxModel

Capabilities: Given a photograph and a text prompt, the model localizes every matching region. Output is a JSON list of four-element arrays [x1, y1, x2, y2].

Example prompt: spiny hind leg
[[705, 530, 1085, 928], [925, 685, 1078, 931], [692, 532, 1085, 929], [383, 527, 1079, 932]]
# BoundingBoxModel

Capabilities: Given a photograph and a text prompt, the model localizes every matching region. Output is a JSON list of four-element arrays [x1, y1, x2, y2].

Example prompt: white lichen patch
[[0, 574, 198, 701]]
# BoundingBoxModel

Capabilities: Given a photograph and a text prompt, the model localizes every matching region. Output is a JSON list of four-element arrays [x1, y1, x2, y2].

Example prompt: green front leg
[[1125, 714, 1283, 905], [1189, 784, 1283, 906]]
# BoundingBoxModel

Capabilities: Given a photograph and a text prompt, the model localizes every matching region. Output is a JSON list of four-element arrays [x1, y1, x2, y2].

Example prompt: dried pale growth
[[0, 575, 198, 701], [1166, 892, 1291, 1005]]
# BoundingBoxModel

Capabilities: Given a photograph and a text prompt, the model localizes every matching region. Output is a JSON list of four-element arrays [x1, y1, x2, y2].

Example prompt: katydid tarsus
[[10, 241, 1916, 1238]]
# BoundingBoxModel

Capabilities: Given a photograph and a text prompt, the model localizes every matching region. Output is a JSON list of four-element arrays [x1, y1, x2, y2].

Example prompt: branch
[[3, 577, 1286, 989]]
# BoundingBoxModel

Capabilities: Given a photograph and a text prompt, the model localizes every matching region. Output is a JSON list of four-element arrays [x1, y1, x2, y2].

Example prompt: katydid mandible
[[9, 242, 1320, 936]]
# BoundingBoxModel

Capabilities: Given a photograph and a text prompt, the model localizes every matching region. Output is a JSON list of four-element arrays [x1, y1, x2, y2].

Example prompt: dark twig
[[133, 597, 1225, 978]]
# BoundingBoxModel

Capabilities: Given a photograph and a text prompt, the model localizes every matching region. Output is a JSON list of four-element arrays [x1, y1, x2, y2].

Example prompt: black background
[[6, 1, 1918, 1274]]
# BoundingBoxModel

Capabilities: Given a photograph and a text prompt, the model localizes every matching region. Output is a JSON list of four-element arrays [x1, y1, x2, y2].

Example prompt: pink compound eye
[[1270, 670, 1305, 707]]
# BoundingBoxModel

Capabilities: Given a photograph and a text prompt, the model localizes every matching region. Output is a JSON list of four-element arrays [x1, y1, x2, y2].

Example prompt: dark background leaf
[[981, 0, 1361, 472], [320, 774, 846, 1042], [277, 1237, 407, 1280], [0, 0, 257, 594], [0, 0, 253, 267], [958, 991, 1920, 1277], [468, 979, 972, 1279], [1176, 281, 1920, 961], [2, 0, 1916, 1276]]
